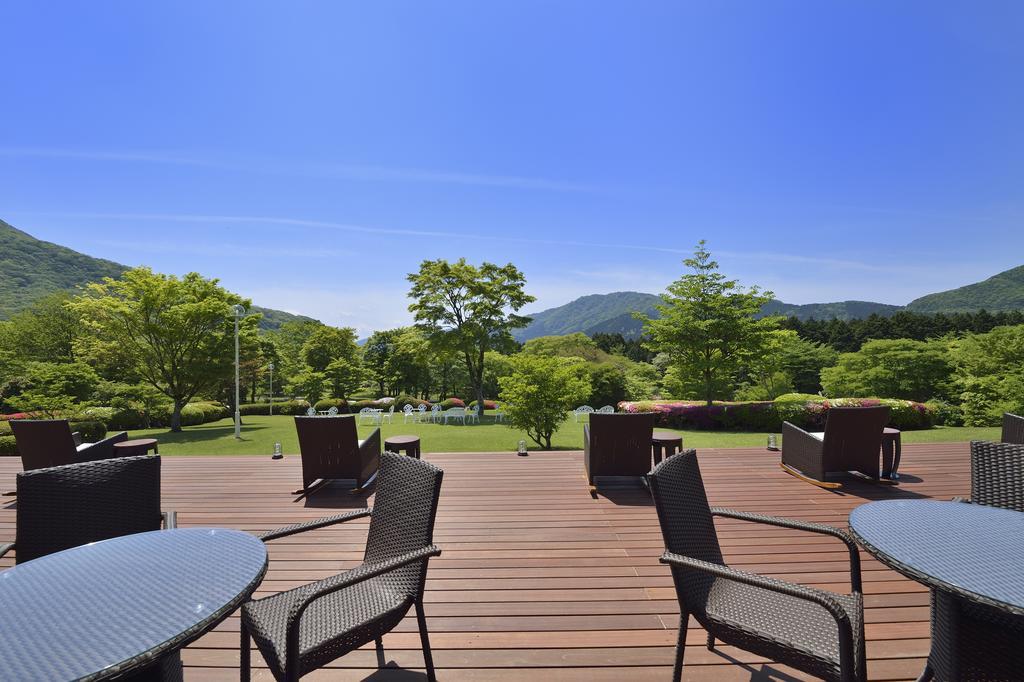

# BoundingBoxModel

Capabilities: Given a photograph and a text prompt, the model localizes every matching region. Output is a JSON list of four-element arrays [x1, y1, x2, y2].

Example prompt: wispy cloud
[[0, 146, 599, 193], [90, 239, 355, 260]]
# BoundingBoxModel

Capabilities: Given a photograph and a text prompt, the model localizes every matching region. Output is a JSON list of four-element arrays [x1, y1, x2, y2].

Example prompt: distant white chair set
[[574, 405, 614, 421], [402, 404, 429, 423], [357, 405, 394, 425]]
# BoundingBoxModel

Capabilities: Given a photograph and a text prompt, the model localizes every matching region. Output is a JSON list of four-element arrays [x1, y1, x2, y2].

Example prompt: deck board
[[0, 442, 972, 680]]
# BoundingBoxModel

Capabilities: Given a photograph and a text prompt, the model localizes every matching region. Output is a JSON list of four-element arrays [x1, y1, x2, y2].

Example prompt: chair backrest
[[306, 407, 316, 416], [359, 407, 372, 414], [575, 405, 594, 414], [9, 419, 79, 471], [969, 440, 1024, 512], [820, 406, 891, 473], [648, 450, 723, 620], [597, 405, 615, 414], [294, 416, 361, 483], [585, 412, 655, 478], [364, 452, 444, 600], [431, 404, 441, 412], [417, 405, 426, 412], [327, 406, 339, 416], [403, 405, 414, 414], [15, 455, 163, 564], [1002, 413, 1024, 445]]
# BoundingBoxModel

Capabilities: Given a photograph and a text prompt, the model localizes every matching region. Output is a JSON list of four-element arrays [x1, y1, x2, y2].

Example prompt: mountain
[[759, 299, 903, 321], [0, 219, 317, 330], [513, 292, 662, 341], [905, 265, 1024, 314], [0, 219, 126, 318]]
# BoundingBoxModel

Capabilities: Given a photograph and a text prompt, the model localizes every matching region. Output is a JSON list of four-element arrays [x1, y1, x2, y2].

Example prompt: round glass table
[[849, 500, 1024, 680], [0, 527, 267, 680]]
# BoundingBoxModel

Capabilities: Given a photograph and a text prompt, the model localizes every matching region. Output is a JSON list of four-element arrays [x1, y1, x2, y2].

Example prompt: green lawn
[[124, 414, 1002, 456]]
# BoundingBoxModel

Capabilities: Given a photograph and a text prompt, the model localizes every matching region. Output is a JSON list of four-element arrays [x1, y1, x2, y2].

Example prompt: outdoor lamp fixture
[[767, 434, 780, 451], [272, 441, 283, 460], [517, 439, 528, 456], [232, 304, 246, 440], [268, 362, 275, 416]]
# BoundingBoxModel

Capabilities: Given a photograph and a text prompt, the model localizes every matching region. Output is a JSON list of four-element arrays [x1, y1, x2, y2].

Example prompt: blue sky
[[2, 1, 1022, 335]]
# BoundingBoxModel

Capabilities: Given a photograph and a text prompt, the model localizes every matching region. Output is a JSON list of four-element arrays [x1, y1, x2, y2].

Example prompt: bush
[[275, 400, 312, 415], [467, 399, 498, 411], [394, 395, 431, 411], [349, 399, 385, 410], [77, 406, 149, 430], [619, 395, 935, 431], [0, 421, 9, 435], [239, 403, 272, 416], [313, 398, 349, 413], [0, 435, 16, 456], [440, 397, 465, 409], [70, 420, 108, 441], [925, 399, 964, 427]]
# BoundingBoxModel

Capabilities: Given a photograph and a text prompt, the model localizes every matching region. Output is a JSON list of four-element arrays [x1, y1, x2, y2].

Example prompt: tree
[[69, 267, 257, 431], [407, 258, 534, 414], [949, 325, 1024, 425], [301, 325, 360, 372], [286, 368, 328, 404], [639, 241, 778, 405], [7, 360, 102, 417], [0, 291, 81, 367], [324, 359, 365, 400], [269, 319, 323, 388], [499, 354, 591, 449], [819, 339, 953, 402], [736, 330, 838, 400], [362, 328, 402, 395]]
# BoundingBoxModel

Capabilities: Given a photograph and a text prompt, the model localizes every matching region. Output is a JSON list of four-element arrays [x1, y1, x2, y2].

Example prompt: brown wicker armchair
[[1002, 413, 1024, 445], [9, 419, 128, 472], [583, 412, 655, 486], [241, 452, 443, 682], [780, 406, 891, 488], [649, 450, 865, 682], [953, 440, 1024, 512], [293, 416, 380, 494]]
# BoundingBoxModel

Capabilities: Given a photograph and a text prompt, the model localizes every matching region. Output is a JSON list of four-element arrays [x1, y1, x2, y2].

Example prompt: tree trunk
[[704, 369, 713, 407], [170, 400, 184, 432]]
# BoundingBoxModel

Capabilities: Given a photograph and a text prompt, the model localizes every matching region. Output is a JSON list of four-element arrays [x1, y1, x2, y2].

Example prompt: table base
[[920, 589, 1024, 681]]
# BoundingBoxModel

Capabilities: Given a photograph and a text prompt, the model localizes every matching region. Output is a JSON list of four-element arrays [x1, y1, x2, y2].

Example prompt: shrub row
[[313, 399, 349, 413], [467, 399, 499, 411], [619, 394, 935, 431], [440, 397, 465, 409]]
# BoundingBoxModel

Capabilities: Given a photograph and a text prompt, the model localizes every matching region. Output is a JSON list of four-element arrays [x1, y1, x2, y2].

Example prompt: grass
[[123, 414, 1002, 456]]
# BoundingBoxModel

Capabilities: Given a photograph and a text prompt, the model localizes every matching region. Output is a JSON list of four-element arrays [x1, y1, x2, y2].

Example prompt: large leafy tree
[[407, 258, 534, 413], [639, 241, 778, 405], [70, 267, 257, 431], [949, 324, 1024, 425], [499, 354, 591, 449], [299, 325, 362, 399], [820, 338, 953, 402], [0, 292, 81, 366]]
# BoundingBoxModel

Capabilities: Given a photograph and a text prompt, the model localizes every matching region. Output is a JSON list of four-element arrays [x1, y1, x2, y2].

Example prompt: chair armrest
[[360, 428, 381, 456], [258, 508, 371, 542], [710, 507, 862, 592], [583, 424, 591, 454], [0, 542, 13, 559], [782, 421, 822, 448], [72, 431, 83, 447], [282, 544, 442, 666], [162, 510, 177, 529], [660, 551, 857, 668]]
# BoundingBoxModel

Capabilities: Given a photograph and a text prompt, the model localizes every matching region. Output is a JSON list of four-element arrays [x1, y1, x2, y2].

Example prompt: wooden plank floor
[[0, 443, 972, 680]]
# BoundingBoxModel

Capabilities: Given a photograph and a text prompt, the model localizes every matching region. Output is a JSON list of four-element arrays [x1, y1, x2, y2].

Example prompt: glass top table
[[0, 527, 267, 680], [849, 499, 1024, 615]]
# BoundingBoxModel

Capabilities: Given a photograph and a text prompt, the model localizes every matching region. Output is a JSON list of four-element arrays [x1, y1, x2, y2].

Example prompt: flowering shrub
[[467, 399, 498, 411], [620, 394, 935, 431], [0, 413, 30, 421], [394, 395, 431, 411], [440, 398, 465, 409]]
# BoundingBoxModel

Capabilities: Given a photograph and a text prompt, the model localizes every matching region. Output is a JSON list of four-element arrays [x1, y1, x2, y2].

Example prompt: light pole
[[268, 362, 275, 416], [232, 304, 245, 440]]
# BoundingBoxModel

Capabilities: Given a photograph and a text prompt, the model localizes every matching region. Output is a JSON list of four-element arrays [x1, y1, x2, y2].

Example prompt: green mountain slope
[[513, 292, 662, 341], [0, 219, 127, 318], [906, 265, 1024, 314], [0, 219, 316, 330], [759, 299, 903, 321]]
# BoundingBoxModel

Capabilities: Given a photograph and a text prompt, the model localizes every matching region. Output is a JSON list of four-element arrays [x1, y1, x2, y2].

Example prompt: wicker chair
[[953, 440, 1024, 512], [649, 450, 865, 682], [9, 418, 129, 472], [241, 452, 444, 682], [0, 454, 175, 564], [1002, 413, 1024, 445], [293, 416, 380, 495], [780, 406, 891, 488], [583, 412, 655, 486]]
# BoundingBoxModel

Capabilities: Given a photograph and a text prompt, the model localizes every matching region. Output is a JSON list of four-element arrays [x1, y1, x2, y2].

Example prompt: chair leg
[[673, 611, 688, 682], [240, 621, 250, 682], [706, 632, 715, 650], [415, 599, 437, 682], [375, 636, 385, 668]]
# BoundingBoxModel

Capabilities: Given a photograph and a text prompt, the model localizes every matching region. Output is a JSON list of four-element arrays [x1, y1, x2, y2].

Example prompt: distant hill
[[513, 292, 662, 341], [759, 299, 903, 321], [906, 265, 1024, 314], [0, 219, 126, 318], [0, 219, 316, 330]]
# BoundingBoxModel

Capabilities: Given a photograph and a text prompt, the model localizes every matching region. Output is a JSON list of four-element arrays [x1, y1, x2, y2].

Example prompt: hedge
[[440, 398, 465, 409], [313, 399, 350, 413], [393, 395, 431, 411], [620, 395, 935, 431]]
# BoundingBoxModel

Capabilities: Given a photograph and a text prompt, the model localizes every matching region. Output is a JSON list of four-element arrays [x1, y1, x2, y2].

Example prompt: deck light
[[272, 441, 283, 460], [767, 434, 779, 451], [517, 439, 528, 456]]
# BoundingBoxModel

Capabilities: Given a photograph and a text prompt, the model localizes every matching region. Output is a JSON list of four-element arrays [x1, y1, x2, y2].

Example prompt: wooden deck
[[0, 443, 973, 681]]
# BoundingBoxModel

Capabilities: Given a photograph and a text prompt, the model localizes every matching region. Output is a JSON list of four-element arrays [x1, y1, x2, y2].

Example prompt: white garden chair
[[416, 404, 427, 422], [402, 404, 416, 423], [443, 407, 466, 425], [357, 407, 381, 425], [465, 406, 480, 425], [380, 404, 395, 424], [306, 407, 317, 417], [493, 402, 505, 423], [574, 405, 594, 422], [597, 405, 615, 414], [430, 404, 443, 423], [327, 406, 339, 416]]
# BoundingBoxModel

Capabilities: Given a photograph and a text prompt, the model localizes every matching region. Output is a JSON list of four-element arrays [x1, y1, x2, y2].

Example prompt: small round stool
[[384, 435, 421, 460], [880, 427, 902, 480], [651, 431, 683, 466], [113, 438, 159, 457]]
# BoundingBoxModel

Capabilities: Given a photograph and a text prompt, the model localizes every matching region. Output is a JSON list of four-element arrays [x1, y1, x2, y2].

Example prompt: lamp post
[[232, 304, 246, 440], [268, 362, 275, 416]]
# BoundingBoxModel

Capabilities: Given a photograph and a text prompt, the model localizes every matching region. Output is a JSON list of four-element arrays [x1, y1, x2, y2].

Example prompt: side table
[[384, 435, 421, 460], [652, 431, 683, 466], [113, 438, 159, 457]]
